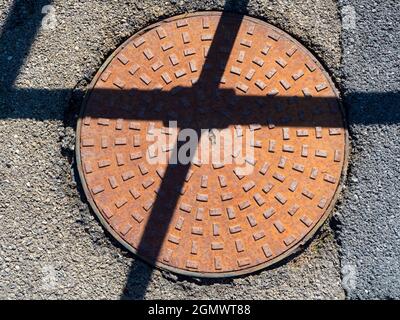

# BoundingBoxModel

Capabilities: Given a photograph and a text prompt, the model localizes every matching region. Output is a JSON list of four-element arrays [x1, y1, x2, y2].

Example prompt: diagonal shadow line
[[0, 0, 53, 92], [120, 1, 249, 300], [0, 1, 398, 125], [1, 0, 399, 301]]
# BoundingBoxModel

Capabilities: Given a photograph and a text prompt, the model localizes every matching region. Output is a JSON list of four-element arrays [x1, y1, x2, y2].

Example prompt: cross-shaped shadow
[[77, 4, 345, 298], [121, 4, 255, 298], [1, 0, 399, 301]]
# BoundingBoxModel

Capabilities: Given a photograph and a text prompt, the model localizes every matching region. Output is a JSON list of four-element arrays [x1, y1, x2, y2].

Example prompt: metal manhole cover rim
[[76, 11, 350, 278]]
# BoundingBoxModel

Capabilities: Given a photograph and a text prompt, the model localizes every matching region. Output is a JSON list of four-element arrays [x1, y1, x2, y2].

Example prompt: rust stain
[[77, 12, 347, 277]]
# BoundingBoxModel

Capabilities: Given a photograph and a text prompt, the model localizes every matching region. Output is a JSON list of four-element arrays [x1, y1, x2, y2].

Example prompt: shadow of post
[[120, 0, 249, 300], [0, 0, 53, 99], [1, 0, 400, 302]]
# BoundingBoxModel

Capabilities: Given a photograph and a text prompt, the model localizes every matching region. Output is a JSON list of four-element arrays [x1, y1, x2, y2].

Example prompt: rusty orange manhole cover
[[76, 12, 348, 277]]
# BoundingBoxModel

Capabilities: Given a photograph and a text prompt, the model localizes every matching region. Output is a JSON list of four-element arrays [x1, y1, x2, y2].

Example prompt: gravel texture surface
[[336, 0, 400, 299], [0, 0, 345, 299]]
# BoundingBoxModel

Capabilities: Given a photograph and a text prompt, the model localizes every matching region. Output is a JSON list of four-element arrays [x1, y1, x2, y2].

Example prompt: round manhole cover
[[77, 12, 348, 277]]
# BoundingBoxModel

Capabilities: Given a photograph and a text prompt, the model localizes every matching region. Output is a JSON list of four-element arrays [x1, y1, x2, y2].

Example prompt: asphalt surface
[[0, 0, 398, 300], [337, 0, 400, 299], [0, 0, 344, 299]]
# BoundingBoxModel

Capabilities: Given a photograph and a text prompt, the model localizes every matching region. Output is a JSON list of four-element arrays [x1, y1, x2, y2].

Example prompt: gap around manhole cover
[[76, 12, 348, 277]]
